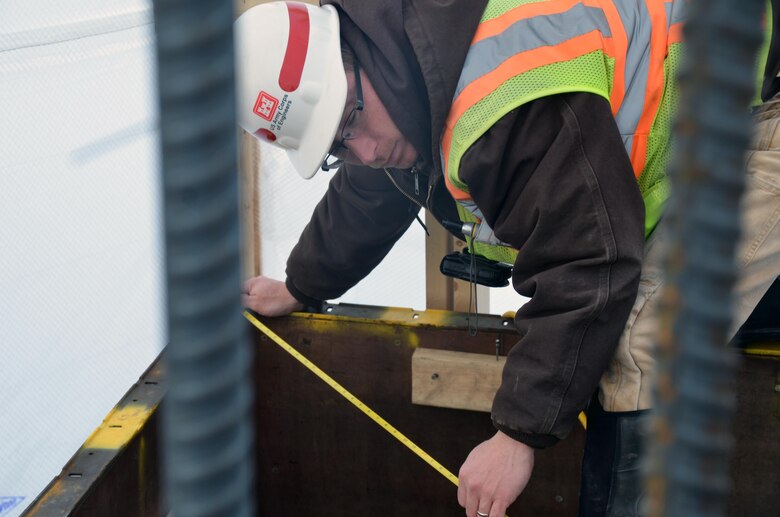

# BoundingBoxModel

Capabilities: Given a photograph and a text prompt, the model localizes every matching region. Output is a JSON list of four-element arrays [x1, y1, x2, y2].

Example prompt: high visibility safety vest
[[441, 0, 686, 264]]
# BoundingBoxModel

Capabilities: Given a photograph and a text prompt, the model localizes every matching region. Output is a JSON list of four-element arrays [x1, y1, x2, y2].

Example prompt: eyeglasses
[[321, 60, 363, 171]]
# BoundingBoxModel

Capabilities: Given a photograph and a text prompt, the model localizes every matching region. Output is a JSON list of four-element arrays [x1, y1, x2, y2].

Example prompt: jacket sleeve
[[285, 164, 420, 307], [458, 93, 645, 448]]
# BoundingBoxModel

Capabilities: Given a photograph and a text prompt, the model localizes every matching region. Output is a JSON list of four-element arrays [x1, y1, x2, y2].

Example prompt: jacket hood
[[322, 0, 487, 172]]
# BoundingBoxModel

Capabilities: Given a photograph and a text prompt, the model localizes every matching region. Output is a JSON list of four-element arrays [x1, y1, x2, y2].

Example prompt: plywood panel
[[728, 355, 780, 516], [252, 313, 584, 516]]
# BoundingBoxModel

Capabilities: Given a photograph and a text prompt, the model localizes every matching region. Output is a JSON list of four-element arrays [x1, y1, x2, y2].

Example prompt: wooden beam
[[424, 213, 455, 310], [425, 214, 490, 312], [239, 129, 261, 280], [412, 348, 504, 413]]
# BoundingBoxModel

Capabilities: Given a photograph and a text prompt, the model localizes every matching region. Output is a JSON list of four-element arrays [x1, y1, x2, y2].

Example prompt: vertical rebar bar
[[645, 0, 764, 515], [153, 1, 254, 516]]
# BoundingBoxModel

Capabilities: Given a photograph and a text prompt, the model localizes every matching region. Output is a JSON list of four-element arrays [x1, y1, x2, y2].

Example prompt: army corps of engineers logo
[[254, 91, 279, 121]]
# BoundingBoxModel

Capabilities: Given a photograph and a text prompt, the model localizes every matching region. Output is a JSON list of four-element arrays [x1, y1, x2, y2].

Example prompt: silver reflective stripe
[[614, 0, 685, 157], [473, 221, 510, 246], [667, 0, 686, 27], [613, 0, 652, 146], [458, 199, 512, 246], [623, 134, 634, 156], [454, 4, 612, 100], [446, 0, 682, 197]]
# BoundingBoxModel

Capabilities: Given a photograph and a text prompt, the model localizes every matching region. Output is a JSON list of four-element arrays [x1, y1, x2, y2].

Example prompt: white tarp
[[0, 2, 162, 515]]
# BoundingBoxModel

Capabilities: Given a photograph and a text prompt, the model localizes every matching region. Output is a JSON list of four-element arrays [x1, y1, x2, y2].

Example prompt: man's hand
[[457, 431, 535, 517], [242, 276, 304, 316]]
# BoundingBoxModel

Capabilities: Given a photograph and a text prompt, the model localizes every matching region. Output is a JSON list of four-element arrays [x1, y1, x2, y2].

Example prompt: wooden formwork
[[23, 306, 780, 516]]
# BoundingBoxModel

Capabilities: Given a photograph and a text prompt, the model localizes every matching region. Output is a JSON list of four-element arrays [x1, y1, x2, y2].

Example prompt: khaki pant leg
[[600, 99, 780, 412], [731, 100, 780, 333], [599, 228, 666, 412]]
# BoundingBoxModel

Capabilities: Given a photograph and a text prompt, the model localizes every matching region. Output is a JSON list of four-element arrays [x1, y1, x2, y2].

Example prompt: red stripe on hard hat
[[255, 128, 276, 142], [279, 3, 310, 92]]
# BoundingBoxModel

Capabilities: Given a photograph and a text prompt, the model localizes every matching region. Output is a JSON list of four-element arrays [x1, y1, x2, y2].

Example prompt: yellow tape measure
[[244, 311, 459, 485], [245, 310, 585, 517]]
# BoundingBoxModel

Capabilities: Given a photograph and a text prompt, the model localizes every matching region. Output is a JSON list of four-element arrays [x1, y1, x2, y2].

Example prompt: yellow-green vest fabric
[[441, 0, 686, 263]]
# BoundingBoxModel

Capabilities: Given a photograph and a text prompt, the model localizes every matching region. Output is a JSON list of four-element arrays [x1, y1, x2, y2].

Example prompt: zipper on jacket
[[384, 166, 429, 236], [383, 167, 425, 210], [426, 174, 436, 211]]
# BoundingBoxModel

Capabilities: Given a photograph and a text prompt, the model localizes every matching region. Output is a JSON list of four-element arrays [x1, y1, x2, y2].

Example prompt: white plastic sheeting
[[0, 1, 162, 515]]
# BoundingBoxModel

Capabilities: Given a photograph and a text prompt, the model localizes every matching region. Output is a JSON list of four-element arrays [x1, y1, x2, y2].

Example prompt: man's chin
[[394, 151, 418, 170]]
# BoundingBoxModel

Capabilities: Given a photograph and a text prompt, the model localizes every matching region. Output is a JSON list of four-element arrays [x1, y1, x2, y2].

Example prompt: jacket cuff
[[492, 421, 560, 449], [285, 277, 324, 312]]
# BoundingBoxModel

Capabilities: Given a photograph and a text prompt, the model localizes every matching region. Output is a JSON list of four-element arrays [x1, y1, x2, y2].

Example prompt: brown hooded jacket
[[285, 0, 645, 448]]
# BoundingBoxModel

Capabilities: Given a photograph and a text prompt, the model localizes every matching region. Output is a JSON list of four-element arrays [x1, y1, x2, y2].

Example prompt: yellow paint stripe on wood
[[84, 404, 155, 450], [743, 342, 780, 358]]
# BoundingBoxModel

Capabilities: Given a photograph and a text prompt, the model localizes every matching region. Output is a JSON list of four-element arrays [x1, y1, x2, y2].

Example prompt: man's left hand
[[457, 431, 535, 517]]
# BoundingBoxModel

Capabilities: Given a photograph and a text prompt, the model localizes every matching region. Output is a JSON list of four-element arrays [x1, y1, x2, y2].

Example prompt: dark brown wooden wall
[[252, 313, 585, 516], [24, 310, 779, 516]]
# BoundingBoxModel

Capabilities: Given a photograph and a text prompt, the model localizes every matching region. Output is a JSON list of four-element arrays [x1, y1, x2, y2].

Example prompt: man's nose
[[345, 137, 379, 168]]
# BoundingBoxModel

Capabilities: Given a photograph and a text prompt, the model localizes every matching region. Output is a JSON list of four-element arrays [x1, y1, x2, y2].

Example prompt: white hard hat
[[235, 1, 347, 179]]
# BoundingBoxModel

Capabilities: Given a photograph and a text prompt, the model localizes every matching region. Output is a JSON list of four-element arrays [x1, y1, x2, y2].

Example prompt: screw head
[[431, 373, 439, 381]]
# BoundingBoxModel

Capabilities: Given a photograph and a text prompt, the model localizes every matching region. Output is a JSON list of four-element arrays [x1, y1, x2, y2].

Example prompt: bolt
[[774, 384, 780, 393], [554, 495, 564, 503]]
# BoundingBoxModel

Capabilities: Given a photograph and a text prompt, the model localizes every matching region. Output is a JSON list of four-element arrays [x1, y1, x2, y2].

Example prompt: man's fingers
[[458, 479, 475, 516], [464, 487, 479, 517], [457, 484, 466, 508], [241, 293, 255, 309], [489, 500, 507, 517]]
